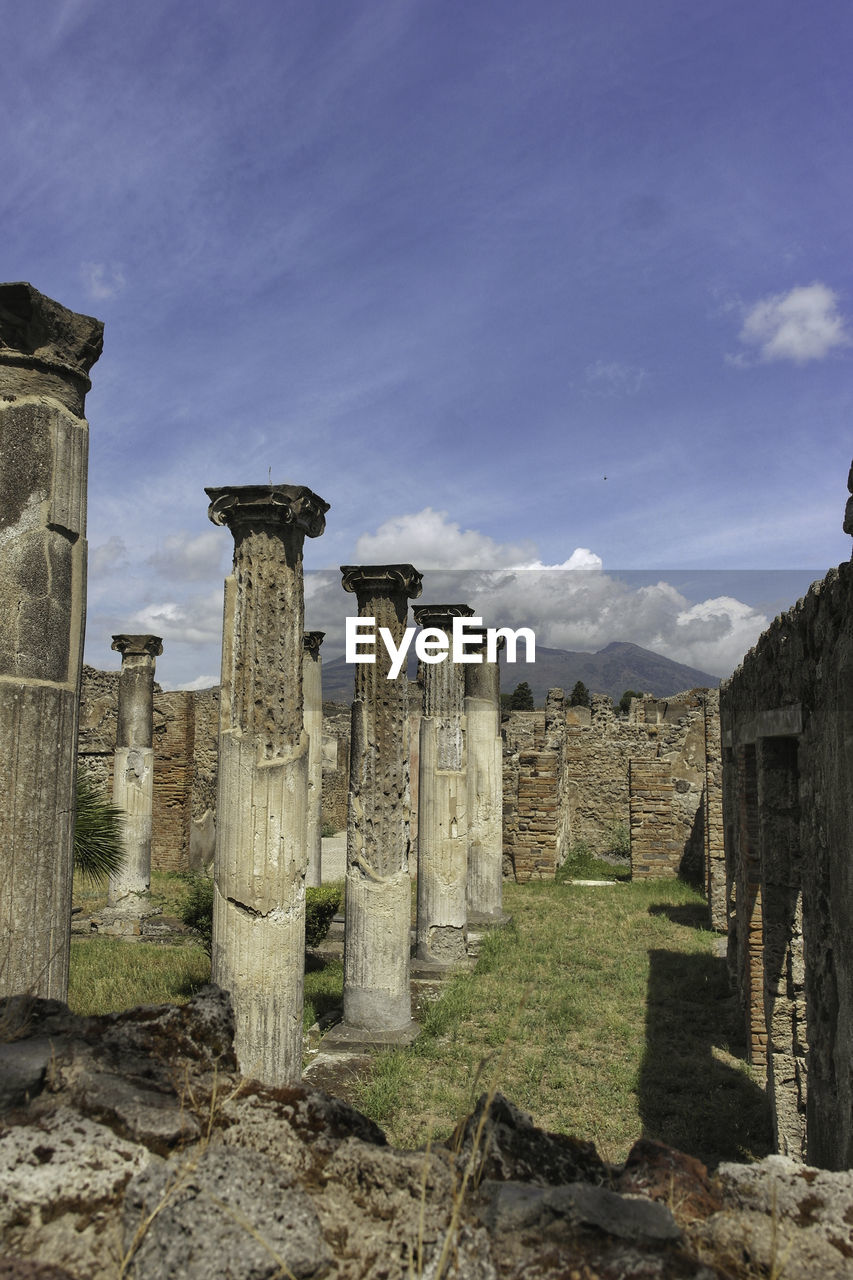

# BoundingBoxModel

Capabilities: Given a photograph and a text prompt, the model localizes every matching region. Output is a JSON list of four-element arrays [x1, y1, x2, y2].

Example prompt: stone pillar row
[[0, 283, 506, 1091]]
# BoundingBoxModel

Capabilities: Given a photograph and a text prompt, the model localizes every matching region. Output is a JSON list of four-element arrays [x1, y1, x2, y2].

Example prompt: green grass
[[68, 938, 211, 1014], [68, 934, 343, 1036], [68, 873, 771, 1171], [353, 878, 771, 1169]]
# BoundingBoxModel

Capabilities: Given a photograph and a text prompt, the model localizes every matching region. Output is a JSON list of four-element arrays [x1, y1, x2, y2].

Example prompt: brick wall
[[721, 558, 853, 1168]]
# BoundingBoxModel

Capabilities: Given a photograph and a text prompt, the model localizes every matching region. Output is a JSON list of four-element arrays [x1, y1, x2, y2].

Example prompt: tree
[[510, 681, 534, 710], [569, 680, 590, 708], [617, 689, 644, 716]]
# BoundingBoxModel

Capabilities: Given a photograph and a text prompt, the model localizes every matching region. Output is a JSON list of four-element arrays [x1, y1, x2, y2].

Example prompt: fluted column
[[303, 631, 325, 888], [414, 605, 473, 967], [0, 283, 103, 999], [338, 565, 422, 1035], [465, 634, 505, 924], [107, 634, 162, 907], [206, 483, 328, 1084]]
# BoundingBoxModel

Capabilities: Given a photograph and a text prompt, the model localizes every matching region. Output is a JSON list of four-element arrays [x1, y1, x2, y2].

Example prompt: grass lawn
[[68, 872, 771, 1170], [353, 877, 772, 1169]]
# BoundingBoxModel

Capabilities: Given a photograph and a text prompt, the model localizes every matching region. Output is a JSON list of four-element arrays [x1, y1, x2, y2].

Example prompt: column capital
[[340, 564, 423, 601], [302, 630, 325, 657], [205, 484, 329, 539], [412, 604, 475, 630], [0, 281, 104, 387], [111, 634, 163, 660]]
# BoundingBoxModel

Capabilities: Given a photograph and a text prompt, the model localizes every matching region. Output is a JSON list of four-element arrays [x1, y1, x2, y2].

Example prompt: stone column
[[0, 283, 103, 1000], [107, 634, 163, 908], [465, 635, 505, 925], [206, 483, 328, 1085], [414, 605, 473, 967], [332, 565, 423, 1042], [303, 631, 325, 888]]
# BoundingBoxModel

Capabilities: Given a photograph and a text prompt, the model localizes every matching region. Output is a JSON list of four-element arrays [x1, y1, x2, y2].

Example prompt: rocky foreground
[[1, 988, 851, 1279]]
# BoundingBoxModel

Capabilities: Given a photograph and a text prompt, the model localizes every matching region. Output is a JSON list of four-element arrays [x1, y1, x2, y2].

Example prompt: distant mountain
[[320, 639, 719, 706]]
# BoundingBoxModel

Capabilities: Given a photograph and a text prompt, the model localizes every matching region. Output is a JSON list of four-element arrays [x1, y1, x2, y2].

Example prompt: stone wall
[[721, 561, 853, 1170], [501, 711, 560, 882], [499, 689, 721, 886], [77, 668, 220, 874], [320, 702, 350, 835], [79, 672, 350, 870]]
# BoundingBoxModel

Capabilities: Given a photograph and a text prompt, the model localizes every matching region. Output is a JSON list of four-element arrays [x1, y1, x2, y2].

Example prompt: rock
[[122, 1145, 331, 1280], [451, 1091, 607, 1186], [617, 1137, 723, 1223], [2, 989, 850, 1280], [690, 1155, 853, 1280], [0, 1106, 152, 1278], [480, 1179, 681, 1243]]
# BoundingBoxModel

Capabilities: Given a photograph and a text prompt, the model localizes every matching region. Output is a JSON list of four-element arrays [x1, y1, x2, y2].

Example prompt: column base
[[467, 911, 513, 930], [319, 1019, 420, 1054]]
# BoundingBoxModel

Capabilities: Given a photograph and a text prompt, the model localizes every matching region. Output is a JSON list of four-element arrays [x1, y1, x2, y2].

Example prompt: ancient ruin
[[206, 482, 328, 1085], [720, 474, 853, 1169], [303, 630, 325, 888], [413, 604, 473, 967], [465, 633, 505, 924], [0, 283, 103, 1000], [107, 633, 163, 909], [329, 564, 423, 1044]]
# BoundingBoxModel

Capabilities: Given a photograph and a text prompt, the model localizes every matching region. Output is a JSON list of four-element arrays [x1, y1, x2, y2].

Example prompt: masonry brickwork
[[721, 559, 853, 1170], [501, 689, 722, 889]]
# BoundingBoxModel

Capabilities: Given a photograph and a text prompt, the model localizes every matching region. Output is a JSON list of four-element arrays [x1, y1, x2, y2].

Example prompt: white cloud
[[129, 590, 223, 647], [345, 511, 767, 676], [158, 672, 220, 692], [81, 261, 126, 301], [353, 507, 537, 569], [89, 535, 128, 576], [734, 283, 851, 365], [148, 531, 229, 582], [584, 360, 648, 396]]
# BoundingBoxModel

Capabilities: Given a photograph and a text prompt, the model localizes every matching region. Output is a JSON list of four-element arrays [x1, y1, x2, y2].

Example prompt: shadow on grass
[[647, 902, 711, 930], [638, 947, 772, 1170]]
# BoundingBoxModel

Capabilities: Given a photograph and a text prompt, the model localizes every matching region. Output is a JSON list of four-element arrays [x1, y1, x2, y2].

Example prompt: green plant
[[179, 874, 215, 954], [320, 821, 338, 838], [569, 680, 590, 707], [176, 876, 343, 954], [605, 820, 630, 859], [305, 883, 343, 947], [617, 688, 644, 715], [73, 772, 125, 884], [509, 681, 534, 710]]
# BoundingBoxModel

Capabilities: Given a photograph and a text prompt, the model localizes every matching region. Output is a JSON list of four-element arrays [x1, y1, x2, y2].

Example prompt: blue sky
[[5, 1, 852, 687]]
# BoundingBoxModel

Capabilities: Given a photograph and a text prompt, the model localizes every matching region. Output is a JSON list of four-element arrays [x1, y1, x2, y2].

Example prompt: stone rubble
[[2, 988, 851, 1280]]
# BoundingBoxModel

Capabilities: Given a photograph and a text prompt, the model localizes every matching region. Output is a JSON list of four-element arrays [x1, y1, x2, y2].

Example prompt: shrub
[[305, 883, 343, 947], [177, 876, 343, 953], [605, 820, 630, 859], [179, 874, 214, 953], [73, 773, 125, 885]]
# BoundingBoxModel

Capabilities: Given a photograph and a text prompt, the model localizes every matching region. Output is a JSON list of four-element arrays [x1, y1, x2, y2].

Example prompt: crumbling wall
[[500, 691, 721, 886], [78, 671, 219, 875], [320, 702, 351, 834], [721, 561, 853, 1169]]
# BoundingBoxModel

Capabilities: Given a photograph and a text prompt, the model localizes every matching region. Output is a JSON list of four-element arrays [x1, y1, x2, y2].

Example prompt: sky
[[4, 1, 852, 688]]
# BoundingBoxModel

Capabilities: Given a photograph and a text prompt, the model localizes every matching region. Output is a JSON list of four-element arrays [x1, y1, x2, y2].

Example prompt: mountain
[[320, 639, 719, 706]]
